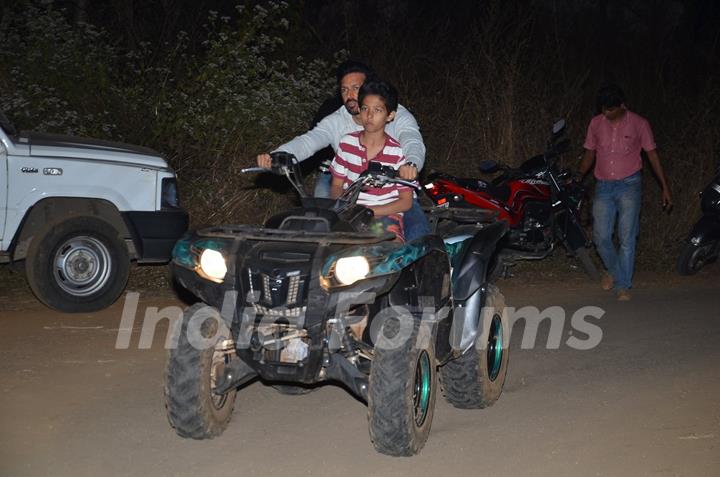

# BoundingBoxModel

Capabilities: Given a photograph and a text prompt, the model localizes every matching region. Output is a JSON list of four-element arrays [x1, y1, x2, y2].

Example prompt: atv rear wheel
[[441, 285, 509, 409], [368, 311, 437, 456], [164, 303, 237, 439]]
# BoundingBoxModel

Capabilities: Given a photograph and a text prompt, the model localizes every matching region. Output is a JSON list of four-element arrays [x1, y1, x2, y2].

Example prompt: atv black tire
[[575, 247, 601, 281], [441, 285, 509, 409], [164, 303, 237, 439], [368, 311, 437, 456], [25, 217, 129, 313]]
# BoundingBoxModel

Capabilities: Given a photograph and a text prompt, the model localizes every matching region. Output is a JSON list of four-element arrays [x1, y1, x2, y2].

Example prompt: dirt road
[[1, 271, 719, 477]]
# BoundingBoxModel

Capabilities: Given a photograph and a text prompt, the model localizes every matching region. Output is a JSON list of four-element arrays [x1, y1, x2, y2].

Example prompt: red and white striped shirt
[[330, 131, 411, 208]]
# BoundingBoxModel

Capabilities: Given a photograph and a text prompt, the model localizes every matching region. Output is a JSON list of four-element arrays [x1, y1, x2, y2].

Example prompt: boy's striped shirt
[[330, 131, 410, 208]]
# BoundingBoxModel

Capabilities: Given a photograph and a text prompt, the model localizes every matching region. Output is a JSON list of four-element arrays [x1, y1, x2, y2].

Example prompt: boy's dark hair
[[336, 60, 375, 84], [358, 80, 399, 113], [596, 84, 626, 111]]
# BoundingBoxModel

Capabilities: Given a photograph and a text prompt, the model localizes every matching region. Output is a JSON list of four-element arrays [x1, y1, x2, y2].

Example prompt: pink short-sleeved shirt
[[583, 110, 656, 180]]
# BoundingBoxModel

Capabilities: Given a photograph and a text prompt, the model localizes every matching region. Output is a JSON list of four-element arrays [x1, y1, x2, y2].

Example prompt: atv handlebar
[[364, 161, 421, 190], [242, 152, 309, 198], [242, 151, 297, 175], [242, 153, 417, 205]]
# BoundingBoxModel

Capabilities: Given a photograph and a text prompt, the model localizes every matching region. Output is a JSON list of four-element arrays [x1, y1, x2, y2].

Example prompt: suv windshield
[[0, 110, 18, 136]]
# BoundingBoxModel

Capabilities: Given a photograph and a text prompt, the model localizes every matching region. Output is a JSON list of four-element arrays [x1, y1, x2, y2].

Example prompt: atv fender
[[452, 221, 507, 302]]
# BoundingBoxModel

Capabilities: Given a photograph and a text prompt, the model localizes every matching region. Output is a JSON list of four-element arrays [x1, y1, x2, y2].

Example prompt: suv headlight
[[334, 256, 370, 286], [199, 249, 227, 282]]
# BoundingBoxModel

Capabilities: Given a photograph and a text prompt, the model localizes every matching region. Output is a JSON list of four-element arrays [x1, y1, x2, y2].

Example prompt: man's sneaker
[[617, 289, 632, 301], [601, 273, 614, 291]]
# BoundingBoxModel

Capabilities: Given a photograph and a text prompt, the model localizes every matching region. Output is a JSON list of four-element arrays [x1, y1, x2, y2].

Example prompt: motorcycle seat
[[454, 177, 511, 202]]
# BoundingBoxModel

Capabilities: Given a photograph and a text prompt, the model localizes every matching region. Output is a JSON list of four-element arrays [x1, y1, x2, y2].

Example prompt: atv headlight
[[199, 249, 227, 282], [334, 256, 370, 286]]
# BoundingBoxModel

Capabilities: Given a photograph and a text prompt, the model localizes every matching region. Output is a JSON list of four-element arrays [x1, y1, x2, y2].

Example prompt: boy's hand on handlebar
[[256, 153, 272, 169], [398, 163, 418, 180]]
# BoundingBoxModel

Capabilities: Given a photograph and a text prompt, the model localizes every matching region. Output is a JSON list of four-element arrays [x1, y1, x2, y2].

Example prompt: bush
[[0, 2, 118, 136], [0, 0, 341, 226]]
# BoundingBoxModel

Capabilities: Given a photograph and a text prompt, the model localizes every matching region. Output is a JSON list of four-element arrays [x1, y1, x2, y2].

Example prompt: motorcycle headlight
[[334, 256, 370, 286], [199, 249, 227, 282]]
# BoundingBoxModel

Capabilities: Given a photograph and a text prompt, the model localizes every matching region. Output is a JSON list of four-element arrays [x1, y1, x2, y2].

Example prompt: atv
[[164, 152, 510, 456]]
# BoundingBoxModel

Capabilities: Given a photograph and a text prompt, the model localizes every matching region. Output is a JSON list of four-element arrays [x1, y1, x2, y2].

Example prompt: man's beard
[[344, 99, 359, 115]]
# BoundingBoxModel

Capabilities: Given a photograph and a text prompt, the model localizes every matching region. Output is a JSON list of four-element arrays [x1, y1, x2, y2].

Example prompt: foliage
[[0, 2, 118, 136], [0, 0, 340, 226], [2, 0, 719, 271]]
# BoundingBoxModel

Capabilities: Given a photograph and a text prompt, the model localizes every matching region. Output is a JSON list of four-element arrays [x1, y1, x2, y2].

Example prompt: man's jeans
[[313, 171, 431, 241], [592, 171, 642, 290]]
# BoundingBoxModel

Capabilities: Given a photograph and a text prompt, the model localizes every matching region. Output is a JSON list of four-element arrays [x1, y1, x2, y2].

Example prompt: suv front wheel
[[25, 217, 130, 313]]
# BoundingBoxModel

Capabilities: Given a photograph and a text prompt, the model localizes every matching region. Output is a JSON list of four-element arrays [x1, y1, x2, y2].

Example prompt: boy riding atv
[[164, 81, 510, 456]]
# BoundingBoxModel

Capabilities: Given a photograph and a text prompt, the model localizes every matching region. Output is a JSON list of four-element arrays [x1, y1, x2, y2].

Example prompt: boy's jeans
[[592, 171, 642, 291], [403, 199, 431, 241], [313, 171, 431, 241]]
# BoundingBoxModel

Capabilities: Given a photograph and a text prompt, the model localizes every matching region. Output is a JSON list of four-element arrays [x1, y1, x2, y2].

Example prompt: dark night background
[[1, 0, 719, 268]]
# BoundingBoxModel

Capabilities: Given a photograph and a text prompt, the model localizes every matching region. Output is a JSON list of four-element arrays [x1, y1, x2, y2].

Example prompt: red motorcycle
[[424, 120, 600, 280]]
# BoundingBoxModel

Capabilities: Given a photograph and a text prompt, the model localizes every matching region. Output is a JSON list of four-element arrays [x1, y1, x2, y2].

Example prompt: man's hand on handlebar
[[256, 153, 272, 169], [398, 163, 418, 180]]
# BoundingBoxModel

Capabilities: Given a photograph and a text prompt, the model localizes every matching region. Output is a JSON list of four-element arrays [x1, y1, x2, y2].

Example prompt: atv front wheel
[[368, 311, 437, 456], [164, 303, 237, 439], [441, 285, 509, 408]]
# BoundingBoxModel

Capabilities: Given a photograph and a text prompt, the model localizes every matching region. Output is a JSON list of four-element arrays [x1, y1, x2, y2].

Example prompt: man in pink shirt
[[578, 85, 672, 301]]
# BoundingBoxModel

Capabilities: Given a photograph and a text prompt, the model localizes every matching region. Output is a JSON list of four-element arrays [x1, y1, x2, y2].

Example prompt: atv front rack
[[197, 224, 395, 245]]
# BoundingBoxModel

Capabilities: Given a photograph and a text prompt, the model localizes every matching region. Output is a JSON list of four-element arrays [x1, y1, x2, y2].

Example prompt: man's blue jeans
[[314, 171, 431, 241], [592, 171, 642, 291]]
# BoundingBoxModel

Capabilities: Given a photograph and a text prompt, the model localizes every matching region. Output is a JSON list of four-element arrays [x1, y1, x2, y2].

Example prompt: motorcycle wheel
[[677, 241, 716, 275], [574, 247, 601, 281]]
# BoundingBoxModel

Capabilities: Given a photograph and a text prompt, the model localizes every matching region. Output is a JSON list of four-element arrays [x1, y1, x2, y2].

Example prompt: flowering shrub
[[0, 1, 341, 225], [0, 1, 339, 158], [130, 3, 340, 159], [0, 2, 118, 136]]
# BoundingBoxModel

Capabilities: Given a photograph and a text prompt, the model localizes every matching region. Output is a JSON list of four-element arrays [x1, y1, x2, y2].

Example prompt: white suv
[[0, 111, 188, 312]]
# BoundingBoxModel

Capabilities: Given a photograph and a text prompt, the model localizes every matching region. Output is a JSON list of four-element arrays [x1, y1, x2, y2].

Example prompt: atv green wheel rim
[[413, 350, 432, 427], [487, 314, 504, 381], [210, 347, 230, 410]]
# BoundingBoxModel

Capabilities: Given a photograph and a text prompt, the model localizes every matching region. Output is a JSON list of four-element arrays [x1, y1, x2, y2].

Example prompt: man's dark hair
[[336, 60, 375, 84], [596, 84, 626, 111], [358, 80, 398, 113]]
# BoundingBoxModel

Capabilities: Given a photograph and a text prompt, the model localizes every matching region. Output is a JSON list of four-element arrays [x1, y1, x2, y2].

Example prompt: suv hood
[[23, 131, 168, 169]]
